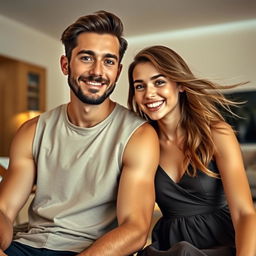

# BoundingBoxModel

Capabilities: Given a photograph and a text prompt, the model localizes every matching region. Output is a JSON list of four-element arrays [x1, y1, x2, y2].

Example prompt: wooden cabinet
[[0, 55, 46, 156]]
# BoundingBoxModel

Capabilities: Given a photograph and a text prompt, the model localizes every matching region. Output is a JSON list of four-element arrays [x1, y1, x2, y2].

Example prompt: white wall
[[0, 14, 69, 110], [1, 15, 255, 109], [113, 19, 256, 107]]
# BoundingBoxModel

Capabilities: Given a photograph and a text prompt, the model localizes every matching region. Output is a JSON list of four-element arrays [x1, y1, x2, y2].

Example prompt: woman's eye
[[134, 84, 144, 90], [155, 80, 165, 86]]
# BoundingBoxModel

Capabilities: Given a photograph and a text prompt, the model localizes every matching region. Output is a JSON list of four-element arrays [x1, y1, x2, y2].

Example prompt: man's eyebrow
[[77, 50, 118, 61], [133, 74, 165, 84], [77, 50, 95, 56], [104, 53, 118, 61]]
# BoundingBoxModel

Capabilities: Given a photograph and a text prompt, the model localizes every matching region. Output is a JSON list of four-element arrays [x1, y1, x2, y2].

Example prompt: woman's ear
[[178, 84, 185, 93], [60, 55, 69, 75]]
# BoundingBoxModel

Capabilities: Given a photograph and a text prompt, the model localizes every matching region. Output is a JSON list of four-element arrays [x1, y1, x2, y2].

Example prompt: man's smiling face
[[61, 32, 122, 105]]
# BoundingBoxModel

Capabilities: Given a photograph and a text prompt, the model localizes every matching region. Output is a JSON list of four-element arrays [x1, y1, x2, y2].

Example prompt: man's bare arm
[[78, 123, 159, 256], [0, 118, 37, 251]]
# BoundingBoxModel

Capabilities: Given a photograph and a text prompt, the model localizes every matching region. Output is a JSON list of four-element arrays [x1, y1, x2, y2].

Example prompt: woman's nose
[[145, 86, 157, 98]]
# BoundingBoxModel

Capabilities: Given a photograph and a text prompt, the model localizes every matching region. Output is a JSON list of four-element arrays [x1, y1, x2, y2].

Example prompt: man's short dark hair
[[61, 10, 128, 62]]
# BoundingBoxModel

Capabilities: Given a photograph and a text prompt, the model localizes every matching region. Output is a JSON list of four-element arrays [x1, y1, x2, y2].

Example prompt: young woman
[[128, 45, 256, 256]]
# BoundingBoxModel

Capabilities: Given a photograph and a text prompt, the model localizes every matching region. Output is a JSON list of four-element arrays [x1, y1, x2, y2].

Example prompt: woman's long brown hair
[[128, 45, 246, 177]]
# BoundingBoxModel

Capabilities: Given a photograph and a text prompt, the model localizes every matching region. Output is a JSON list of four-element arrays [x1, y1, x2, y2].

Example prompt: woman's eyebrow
[[150, 74, 165, 80], [133, 74, 165, 84]]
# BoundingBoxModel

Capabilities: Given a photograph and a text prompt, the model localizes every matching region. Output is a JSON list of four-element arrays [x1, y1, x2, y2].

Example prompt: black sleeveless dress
[[137, 162, 236, 256]]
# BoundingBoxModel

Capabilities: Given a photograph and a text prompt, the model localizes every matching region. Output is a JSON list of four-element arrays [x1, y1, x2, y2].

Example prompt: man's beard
[[68, 74, 116, 105]]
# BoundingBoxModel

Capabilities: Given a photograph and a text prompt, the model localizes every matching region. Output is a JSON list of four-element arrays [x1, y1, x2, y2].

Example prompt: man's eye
[[105, 59, 115, 65], [81, 56, 92, 61]]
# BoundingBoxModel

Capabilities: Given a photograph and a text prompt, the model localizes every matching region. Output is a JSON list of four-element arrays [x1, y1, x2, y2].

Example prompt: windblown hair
[[61, 10, 128, 62], [128, 45, 246, 177]]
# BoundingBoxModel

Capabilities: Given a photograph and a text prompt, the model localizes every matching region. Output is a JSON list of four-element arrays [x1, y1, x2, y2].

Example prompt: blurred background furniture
[[242, 148, 256, 202], [0, 55, 46, 157]]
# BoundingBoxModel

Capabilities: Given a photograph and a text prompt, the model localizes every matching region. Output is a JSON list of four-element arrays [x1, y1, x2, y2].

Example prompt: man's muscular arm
[[78, 123, 159, 256], [0, 118, 37, 251]]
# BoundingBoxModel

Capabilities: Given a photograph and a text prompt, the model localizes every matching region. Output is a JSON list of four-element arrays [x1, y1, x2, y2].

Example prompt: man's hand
[[0, 249, 7, 256]]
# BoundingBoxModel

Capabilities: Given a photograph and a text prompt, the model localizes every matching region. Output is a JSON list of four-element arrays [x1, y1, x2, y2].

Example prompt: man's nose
[[89, 61, 103, 76]]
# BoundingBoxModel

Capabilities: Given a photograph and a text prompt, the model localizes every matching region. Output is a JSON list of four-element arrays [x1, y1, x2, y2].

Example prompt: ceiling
[[0, 0, 256, 40]]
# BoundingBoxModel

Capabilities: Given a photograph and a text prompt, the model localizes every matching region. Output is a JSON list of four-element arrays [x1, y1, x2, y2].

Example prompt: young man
[[0, 11, 159, 256]]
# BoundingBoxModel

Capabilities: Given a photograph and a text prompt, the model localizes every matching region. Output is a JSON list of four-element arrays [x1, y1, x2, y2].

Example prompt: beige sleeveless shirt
[[15, 103, 145, 252]]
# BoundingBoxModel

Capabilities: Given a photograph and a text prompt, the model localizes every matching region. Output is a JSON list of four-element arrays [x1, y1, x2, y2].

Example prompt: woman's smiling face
[[132, 61, 183, 121]]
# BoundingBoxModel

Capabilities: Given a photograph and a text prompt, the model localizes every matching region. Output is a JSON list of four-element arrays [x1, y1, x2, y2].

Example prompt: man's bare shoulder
[[123, 122, 159, 165], [10, 116, 39, 156], [133, 122, 158, 139], [16, 116, 39, 136]]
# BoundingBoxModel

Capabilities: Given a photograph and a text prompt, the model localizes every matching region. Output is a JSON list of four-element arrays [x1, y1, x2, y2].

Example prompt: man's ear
[[115, 64, 123, 83], [60, 55, 69, 75]]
